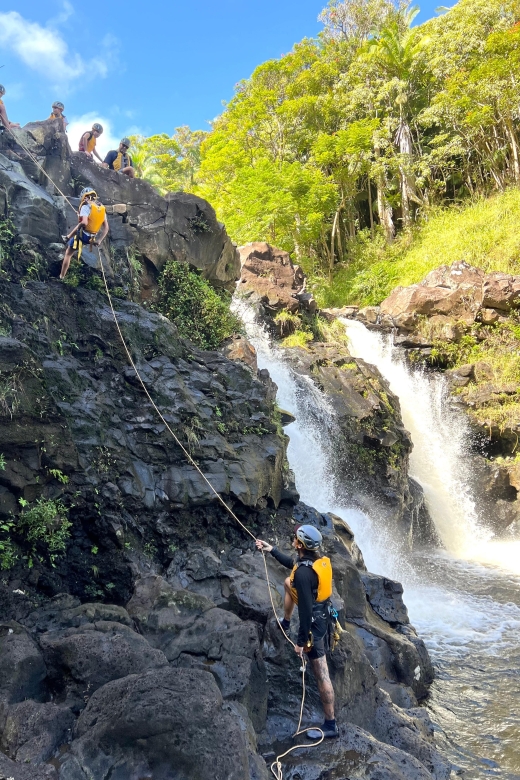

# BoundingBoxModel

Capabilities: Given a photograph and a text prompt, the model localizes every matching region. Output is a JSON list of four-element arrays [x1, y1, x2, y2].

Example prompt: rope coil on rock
[[5, 124, 325, 778]]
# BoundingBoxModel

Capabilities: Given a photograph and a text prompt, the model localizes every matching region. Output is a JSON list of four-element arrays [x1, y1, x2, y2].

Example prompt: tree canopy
[[135, 0, 520, 277]]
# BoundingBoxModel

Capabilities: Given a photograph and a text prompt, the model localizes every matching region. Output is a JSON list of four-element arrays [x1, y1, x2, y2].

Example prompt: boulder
[[0, 752, 57, 780], [278, 721, 438, 780], [61, 667, 250, 780], [39, 621, 168, 708], [0, 622, 47, 706], [238, 242, 304, 313], [379, 261, 520, 329], [1, 699, 74, 763]]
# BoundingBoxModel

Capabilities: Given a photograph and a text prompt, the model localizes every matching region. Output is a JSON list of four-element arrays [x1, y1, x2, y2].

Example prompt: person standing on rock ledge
[[104, 138, 135, 178], [256, 525, 339, 740], [0, 85, 20, 130], [59, 187, 109, 280], [79, 123, 107, 166], [48, 101, 68, 131]]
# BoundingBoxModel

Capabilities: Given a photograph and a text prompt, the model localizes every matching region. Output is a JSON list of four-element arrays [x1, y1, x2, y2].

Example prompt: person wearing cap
[[59, 186, 109, 280], [0, 85, 20, 130], [79, 123, 106, 165], [48, 101, 68, 131], [103, 138, 135, 178], [256, 525, 339, 739]]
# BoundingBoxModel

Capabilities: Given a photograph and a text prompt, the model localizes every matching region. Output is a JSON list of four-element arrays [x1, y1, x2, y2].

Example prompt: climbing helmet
[[80, 186, 97, 200], [120, 137, 131, 149], [92, 123, 103, 133], [295, 524, 323, 550], [52, 101, 65, 110]]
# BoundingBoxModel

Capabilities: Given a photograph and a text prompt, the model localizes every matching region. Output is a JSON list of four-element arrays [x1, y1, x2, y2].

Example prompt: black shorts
[[307, 604, 329, 660]]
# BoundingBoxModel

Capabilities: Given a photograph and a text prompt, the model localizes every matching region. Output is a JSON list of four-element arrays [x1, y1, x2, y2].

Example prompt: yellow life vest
[[289, 556, 333, 604], [79, 131, 96, 153], [113, 151, 130, 171], [84, 201, 106, 234]]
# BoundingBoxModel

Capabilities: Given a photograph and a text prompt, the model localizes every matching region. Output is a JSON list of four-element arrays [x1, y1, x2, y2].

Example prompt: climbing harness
[[4, 123, 326, 777]]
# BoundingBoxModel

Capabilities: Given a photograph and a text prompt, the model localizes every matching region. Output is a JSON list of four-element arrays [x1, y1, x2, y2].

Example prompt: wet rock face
[[0, 121, 240, 293], [284, 343, 436, 543], [0, 279, 291, 600]]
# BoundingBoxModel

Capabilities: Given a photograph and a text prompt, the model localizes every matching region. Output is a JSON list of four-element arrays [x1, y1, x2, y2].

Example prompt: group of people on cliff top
[[0, 86, 135, 178], [0, 85, 138, 280]]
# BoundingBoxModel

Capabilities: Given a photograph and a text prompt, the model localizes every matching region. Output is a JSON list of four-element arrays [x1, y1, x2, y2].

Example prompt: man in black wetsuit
[[256, 524, 339, 739]]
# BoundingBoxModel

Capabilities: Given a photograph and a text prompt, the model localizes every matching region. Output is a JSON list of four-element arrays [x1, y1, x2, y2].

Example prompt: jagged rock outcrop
[[0, 121, 240, 293], [283, 343, 438, 545], [238, 242, 317, 332]]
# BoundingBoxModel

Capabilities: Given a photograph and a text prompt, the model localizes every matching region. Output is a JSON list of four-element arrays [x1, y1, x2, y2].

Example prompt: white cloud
[[0, 10, 117, 88], [67, 113, 121, 160]]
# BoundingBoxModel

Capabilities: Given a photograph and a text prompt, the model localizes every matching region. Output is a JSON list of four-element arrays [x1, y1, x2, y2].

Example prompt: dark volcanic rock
[[61, 667, 250, 780], [0, 120, 240, 293], [39, 621, 168, 709], [1, 699, 74, 763]]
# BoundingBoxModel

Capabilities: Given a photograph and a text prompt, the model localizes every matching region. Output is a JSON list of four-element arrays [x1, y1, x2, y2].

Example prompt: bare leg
[[310, 656, 335, 720], [60, 247, 74, 279], [283, 577, 296, 621], [121, 166, 135, 178]]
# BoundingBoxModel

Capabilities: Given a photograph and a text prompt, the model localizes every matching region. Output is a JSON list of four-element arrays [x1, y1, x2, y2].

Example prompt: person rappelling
[[79, 123, 106, 166], [48, 101, 68, 131], [59, 187, 109, 280], [0, 85, 20, 130], [256, 524, 339, 740]]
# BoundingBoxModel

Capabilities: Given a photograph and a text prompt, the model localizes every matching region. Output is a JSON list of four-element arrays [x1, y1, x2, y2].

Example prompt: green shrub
[[154, 259, 240, 349], [18, 497, 72, 564], [0, 453, 5, 470]]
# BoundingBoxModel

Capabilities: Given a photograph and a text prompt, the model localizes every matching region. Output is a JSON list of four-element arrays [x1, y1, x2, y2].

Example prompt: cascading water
[[234, 298, 520, 779]]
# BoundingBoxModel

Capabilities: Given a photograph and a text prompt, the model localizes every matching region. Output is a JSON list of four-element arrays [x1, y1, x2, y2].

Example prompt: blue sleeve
[[104, 151, 117, 168]]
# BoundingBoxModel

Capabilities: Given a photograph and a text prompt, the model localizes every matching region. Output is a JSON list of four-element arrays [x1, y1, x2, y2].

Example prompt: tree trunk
[[367, 177, 374, 237], [374, 145, 395, 243]]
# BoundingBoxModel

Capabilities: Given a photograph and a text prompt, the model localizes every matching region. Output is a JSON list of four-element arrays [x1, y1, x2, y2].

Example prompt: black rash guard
[[270, 547, 318, 647]]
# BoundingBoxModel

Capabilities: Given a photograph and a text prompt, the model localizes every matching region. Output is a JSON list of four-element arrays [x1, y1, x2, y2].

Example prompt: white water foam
[[343, 319, 520, 576]]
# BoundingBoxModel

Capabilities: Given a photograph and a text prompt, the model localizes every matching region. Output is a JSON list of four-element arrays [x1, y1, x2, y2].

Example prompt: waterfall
[[234, 297, 520, 778], [343, 319, 520, 575]]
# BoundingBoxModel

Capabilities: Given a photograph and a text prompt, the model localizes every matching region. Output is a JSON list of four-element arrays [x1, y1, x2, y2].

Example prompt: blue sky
[[2, 0, 439, 156]]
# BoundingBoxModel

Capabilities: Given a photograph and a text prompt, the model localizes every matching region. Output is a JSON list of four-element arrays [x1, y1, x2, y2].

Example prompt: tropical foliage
[[135, 0, 520, 290]]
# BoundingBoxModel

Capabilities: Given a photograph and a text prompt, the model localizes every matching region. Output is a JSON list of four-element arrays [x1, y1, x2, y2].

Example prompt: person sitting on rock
[[104, 138, 135, 178], [48, 101, 68, 131], [0, 85, 20, 130], [79, 123, 107, 165], [256, 525, 339, 740], [60, 187, 109, 280]]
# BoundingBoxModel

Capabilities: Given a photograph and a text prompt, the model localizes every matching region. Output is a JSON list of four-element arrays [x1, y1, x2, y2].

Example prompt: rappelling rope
[[6, 124, 325, 777]]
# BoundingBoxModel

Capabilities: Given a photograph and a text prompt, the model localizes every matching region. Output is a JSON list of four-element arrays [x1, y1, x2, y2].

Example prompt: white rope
[[6, 124, 326, 777]]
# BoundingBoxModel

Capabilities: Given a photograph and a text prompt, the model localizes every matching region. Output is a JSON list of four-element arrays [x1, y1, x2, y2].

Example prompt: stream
[[235, 300, 520, 780]]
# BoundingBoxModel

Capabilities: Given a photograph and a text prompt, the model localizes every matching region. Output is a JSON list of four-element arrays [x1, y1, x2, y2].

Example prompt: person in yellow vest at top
[[59, 187, 109, 280], [48, 101, 68, 131], [104, 138, 135, 178], [0, 85, 20, 129], [255, 524, 339, 740], [79, 123, 107, 166]]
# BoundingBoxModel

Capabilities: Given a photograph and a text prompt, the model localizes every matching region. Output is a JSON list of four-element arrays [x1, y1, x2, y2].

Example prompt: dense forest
[[130, 0, 520, 301]]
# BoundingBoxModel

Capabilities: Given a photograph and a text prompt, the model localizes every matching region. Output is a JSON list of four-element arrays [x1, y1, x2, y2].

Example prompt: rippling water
[[234, 299, 520, 779]]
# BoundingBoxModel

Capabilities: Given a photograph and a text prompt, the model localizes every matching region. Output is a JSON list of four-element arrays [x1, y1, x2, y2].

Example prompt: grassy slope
[[314, 188, 520, 309]]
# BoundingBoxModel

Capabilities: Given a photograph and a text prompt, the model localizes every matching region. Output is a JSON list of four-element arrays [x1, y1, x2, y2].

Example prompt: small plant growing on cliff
[[17, 497, 72, 564], [0, 453, 5, 470], [0, 211, 19, 273], [153, 259, 240, 349]]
